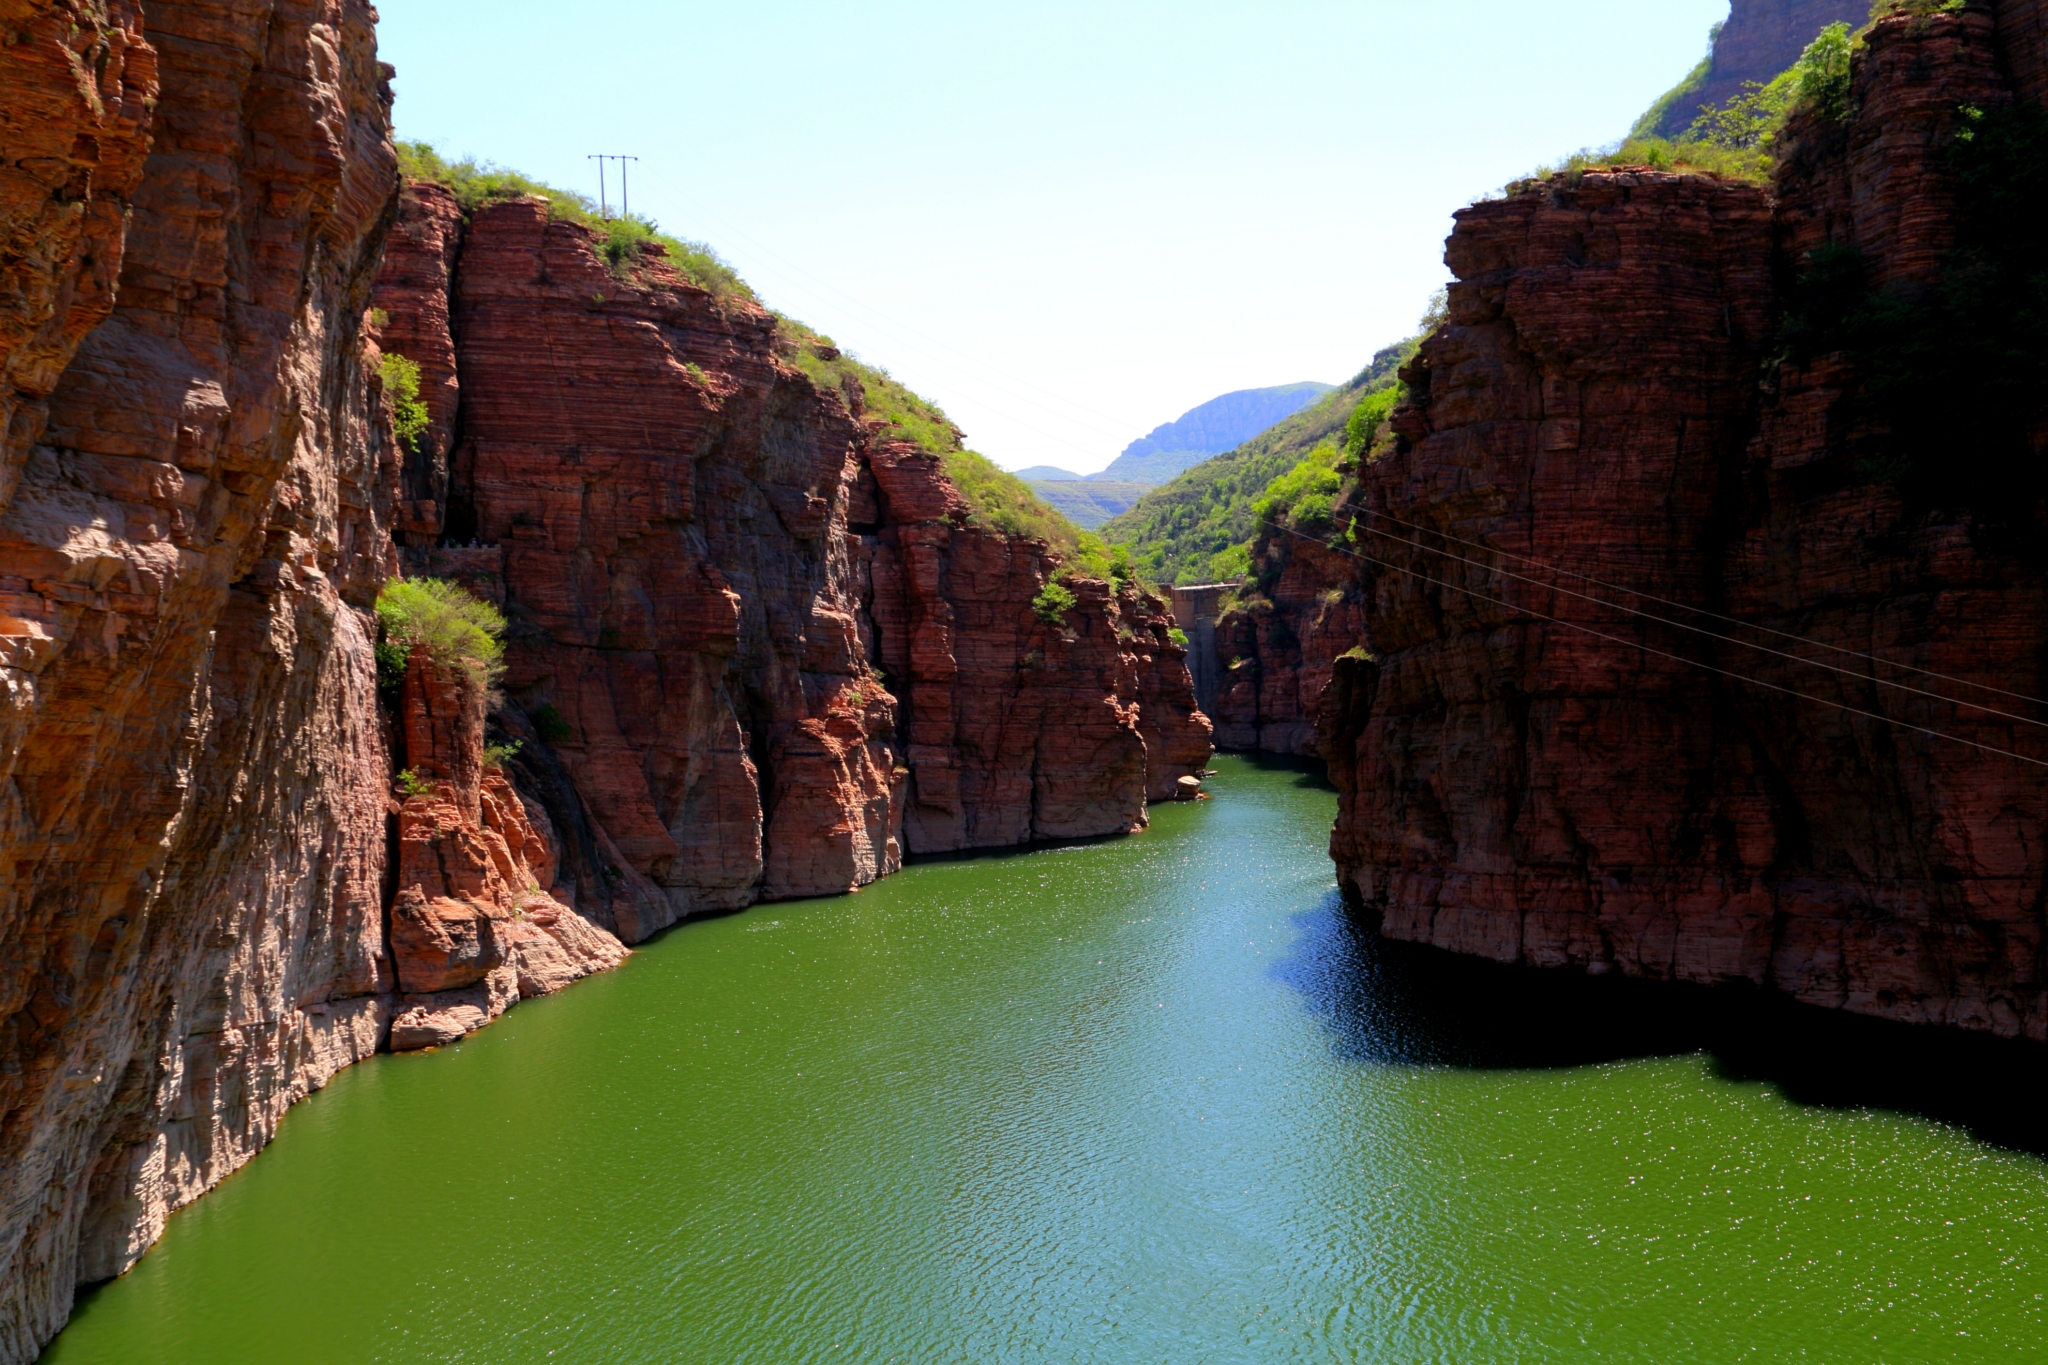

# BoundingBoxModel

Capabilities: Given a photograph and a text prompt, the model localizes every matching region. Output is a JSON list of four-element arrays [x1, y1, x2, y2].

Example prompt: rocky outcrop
[[1211, 533, 1367, 756], [0, 0, 400, 1357], [372, 195, 1212, 942], [386, 650, 625, 1051], [1323, 9, 2048, 1040], [1651, 0, 1871, 137]]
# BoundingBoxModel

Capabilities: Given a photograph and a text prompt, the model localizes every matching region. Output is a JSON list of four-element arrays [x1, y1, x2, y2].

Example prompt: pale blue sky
[[377, 1, 1729, 474]]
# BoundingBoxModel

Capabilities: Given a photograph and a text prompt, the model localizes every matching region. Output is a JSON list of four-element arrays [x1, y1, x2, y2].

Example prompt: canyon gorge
[[0, 1, 1208, 1357], [5, 0, 2048, 1358]]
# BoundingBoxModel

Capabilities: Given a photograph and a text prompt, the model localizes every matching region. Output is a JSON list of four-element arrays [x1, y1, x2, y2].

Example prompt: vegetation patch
[[773, 319, 1118, 576], [1032, 580, 1078, 625], [1513, 21, 1862, 192], [1254, 443, 1345, 533], [1103, 339, 1415, 585], [395, 141, 753, 300], [374, 577, 507, 691], [379, 352, 429, 453]]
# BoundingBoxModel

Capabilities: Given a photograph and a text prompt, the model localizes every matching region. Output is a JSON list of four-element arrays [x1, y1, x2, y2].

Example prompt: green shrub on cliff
[[1031, 580, 1078, 625], [1342, 382, 1404, 459], [591, 213, 752, 298], [942, 449, 1074, 545], [1519, 19, 1864, 193], [374, 577, 506, 690], [379, 352, 429, 453], [1253, 443, 1344, 533], [1795, 23, 1856, 122], [779, 317, 964, 455]]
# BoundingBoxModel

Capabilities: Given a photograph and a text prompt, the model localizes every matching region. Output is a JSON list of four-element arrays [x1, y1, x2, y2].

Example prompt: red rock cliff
[[1322, 8, 2048, 1040], [0, 0, 400, 1357], [371, 192, 1212, 942]]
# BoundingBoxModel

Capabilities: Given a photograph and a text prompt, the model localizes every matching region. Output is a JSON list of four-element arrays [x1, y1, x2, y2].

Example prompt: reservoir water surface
[[42, 757, 2048, 1362]]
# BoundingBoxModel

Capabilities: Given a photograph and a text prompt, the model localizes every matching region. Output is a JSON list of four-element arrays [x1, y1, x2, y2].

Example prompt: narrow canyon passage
[[42, 760, 2048, 1364]]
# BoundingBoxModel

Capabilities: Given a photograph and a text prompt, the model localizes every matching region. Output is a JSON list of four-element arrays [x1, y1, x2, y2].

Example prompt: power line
[[1346, 517, 2048, 732], [586, 154, 639, 220], [1272, 523, 2048, 770], [1349, 503, 2048, 712]]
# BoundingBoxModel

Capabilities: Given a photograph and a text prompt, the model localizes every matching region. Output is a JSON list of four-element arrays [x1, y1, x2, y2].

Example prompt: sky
[[376, 1, 1731, 475]]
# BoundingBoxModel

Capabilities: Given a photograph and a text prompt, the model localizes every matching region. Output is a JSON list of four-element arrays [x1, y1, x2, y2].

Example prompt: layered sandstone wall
[[0, 0, 401, 1356], [372, 194, 1212, 941], [1322, 9, 2048, 1039]]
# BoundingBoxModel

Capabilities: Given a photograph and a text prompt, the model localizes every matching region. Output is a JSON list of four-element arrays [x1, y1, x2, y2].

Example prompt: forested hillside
[[1101, 340, 1415, 584]]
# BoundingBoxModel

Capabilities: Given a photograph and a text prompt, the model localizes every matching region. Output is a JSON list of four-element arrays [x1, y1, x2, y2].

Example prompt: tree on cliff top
[[375, 577, 506, 693]]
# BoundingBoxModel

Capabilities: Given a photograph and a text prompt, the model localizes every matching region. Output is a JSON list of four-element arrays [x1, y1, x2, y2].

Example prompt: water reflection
[[1276, 891, 2048, 1157]]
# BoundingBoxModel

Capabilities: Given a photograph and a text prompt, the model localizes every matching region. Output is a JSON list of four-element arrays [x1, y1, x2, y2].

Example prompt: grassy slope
[[396, 143, 1107, 577], [1099, 341, 1414, 585], [395, 143, 755, 299]]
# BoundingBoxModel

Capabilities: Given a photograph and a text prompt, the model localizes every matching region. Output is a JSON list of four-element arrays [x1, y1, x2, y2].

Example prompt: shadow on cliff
[[1274, 893, 2048, 1160]]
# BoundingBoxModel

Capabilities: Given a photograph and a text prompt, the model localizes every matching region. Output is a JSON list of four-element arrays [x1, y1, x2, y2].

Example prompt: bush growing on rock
[[374, 578, 507, 690], [379, 352, 430, 454], [1032, 580, 1078, 625]]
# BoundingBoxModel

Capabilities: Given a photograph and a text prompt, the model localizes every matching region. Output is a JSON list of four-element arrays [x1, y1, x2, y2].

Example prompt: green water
[[42, 757, 2048, 1363]]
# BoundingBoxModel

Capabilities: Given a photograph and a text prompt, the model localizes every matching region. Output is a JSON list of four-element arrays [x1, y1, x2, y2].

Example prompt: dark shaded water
[[43, 756, 2048, 1362]]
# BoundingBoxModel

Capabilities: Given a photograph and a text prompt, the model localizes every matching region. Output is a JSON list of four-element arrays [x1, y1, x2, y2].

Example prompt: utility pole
[[586, 155, 641, 220]]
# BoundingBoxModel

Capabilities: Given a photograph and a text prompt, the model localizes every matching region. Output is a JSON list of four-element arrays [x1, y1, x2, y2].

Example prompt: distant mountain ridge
[[1024, 480, 1151, 530], [1102, 344, 1414, 584], [1093, 382, 1334, 486]]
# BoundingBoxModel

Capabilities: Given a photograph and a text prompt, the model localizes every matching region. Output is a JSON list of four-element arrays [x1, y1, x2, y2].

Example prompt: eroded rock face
[[0, 0, 400, 1356], [386, 650, 625, 1049], [0, 0, 157, 495], [372, 195, 1212, 940], [1323, 10, 2048, 1040]]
